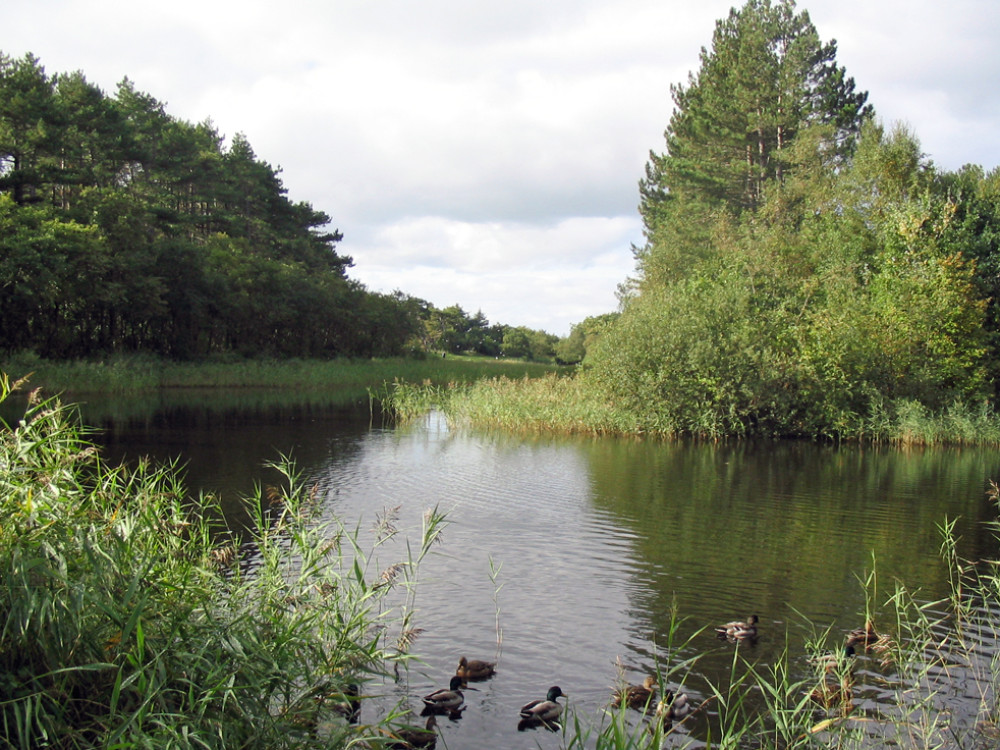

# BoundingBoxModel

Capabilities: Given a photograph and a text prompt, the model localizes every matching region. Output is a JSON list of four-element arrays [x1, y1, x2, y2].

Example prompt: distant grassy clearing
[[0, 353, 563, 394]]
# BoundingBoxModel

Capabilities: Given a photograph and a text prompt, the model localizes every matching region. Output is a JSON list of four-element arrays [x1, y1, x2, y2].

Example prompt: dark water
[[7, 389, 1000, 746]]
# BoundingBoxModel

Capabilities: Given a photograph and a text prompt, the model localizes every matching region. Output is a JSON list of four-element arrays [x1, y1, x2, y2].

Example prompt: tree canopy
[[586, 0, 1000, 438], [0, 52, 562, 362]]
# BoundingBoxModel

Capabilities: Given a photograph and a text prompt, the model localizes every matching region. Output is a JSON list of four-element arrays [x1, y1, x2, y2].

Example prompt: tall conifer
[[637, 0, 871, 284]]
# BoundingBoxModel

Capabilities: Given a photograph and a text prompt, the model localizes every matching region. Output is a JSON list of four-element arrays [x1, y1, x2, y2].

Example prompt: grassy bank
[[0, 352, 562, 394], [385, 372, 1000, 445]]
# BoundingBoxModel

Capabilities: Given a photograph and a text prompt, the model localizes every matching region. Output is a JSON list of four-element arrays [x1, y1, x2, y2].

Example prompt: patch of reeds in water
[[385, 372, 648, 436], [387, 371, 1000, 445]]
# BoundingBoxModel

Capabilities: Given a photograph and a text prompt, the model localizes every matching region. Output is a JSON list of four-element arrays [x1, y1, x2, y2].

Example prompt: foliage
[[554, 313, 619, 365], [0, 373, 447, 748], [637, 0, 871, 284], [0, 52, 438, 361], [581, 0, 1000, 440]]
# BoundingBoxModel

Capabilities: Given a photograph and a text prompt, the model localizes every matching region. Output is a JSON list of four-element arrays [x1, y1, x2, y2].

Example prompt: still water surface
[[31, 389, 1000, 745]]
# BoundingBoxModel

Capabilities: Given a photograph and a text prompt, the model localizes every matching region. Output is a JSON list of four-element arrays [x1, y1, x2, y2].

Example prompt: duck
[[329, 682, 361, 724], [519, 685, 567, 724], [653, 689, 693, 727], [421, 675, 466, 714], [456, 656, 496, 681], [613, 675, 658, 710], [846, 620, 883, 648], [810, 670, 855, 713], [390, 715, 438, 749], [808, 644, 856, 672], [716, 614, 759, 640]]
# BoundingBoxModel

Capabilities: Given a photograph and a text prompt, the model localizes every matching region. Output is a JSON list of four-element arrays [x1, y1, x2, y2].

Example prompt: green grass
[[0, 352, 563, 394], [385, 370, 1000, 445], [384, 372, 642, 435]]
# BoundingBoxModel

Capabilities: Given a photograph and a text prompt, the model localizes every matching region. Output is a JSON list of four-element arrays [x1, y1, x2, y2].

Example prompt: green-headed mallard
[[519, 685, 566, 723], [613, 675, 658, 710], [390, 715, 437, 749], [716, 614, 759, 641], [421, 675, 465, 714], [456, 656, 496, 680]]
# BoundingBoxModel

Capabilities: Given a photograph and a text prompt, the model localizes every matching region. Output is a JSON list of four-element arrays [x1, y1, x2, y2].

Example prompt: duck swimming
[[390, 715, 438, 749], [421, 676, 466, 714], [519, 685, 566, 724], [655, 689, 692, 724], [613, 675, 657, 710], [456, 656, 496, 680], [716, 614, 759, 641]]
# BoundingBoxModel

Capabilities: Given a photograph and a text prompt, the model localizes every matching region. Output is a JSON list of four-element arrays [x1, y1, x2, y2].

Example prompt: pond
[[10, 389, 1000, 746]]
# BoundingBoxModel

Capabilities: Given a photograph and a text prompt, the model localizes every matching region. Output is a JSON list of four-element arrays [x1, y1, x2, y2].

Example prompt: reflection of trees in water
[[84, 391, 377, 530], [577, 437, 1000, 726]]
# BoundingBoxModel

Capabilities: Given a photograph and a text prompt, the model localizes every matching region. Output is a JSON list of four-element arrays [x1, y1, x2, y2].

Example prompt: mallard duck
[[329, 682, 361, 724], [846, 620, 888, 649], [421, 675, 466, 713], [653, 689, 692, 727], [808, 644, 856, 672], [390, 715, 437, 749], [613, 675, 658, 709], [810, 670, 855, 713], [519, 685, 566, 723], [456, 656, 496, 680], [716, 614, 759, 640]]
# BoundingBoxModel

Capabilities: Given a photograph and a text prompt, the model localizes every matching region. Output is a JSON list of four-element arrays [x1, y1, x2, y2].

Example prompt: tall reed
[[384, 373, 1000, 445], [0, 373, 447, 749]]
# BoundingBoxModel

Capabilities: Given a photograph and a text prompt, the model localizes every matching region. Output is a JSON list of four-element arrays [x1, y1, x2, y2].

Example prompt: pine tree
[[638, 0, 871, 283]]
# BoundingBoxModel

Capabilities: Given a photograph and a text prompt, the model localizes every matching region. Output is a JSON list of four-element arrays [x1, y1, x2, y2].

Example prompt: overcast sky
[[5, 1, 999, 335]]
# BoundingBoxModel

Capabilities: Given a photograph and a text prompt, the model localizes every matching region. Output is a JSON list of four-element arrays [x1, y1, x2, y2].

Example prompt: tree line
[[0, 53, 563, 362], [583, 0, 1000, 437]]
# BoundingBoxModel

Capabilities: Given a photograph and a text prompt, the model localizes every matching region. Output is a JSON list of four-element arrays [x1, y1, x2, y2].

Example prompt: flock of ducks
[[387, 616, 891, 747], [390, 656, 565, 748]]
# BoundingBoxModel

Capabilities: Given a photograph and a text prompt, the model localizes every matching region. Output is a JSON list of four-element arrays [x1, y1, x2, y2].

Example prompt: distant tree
[[555, 313, 619, 365], [501, 327, 530, 359], [0, 53, 57, 205], [637, 0, 871, 286]]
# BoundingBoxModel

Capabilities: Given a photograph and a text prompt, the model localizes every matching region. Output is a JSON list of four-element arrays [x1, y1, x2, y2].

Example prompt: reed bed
[[385, 372, 647, 436], [386, 371, 1000, 445], [0, 352, 562, 395]]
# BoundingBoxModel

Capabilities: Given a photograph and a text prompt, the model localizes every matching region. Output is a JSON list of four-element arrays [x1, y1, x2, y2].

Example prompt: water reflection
[[7, 390, 1000, 746]]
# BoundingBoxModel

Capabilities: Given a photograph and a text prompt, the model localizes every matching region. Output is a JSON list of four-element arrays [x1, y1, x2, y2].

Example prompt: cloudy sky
[[5, 1, 999, 335]]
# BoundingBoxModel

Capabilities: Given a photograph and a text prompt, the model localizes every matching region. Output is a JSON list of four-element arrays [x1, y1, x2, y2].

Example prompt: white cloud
[[4, 0, 1000, 336]]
